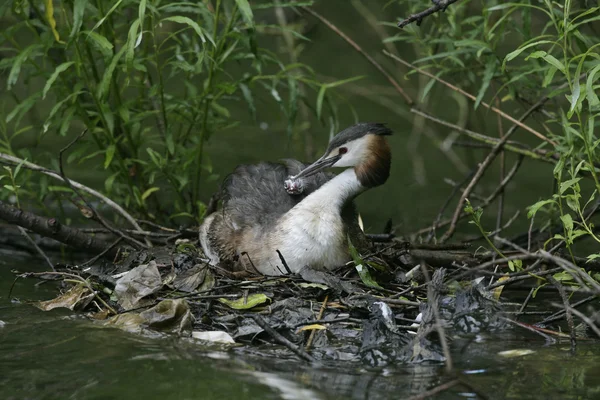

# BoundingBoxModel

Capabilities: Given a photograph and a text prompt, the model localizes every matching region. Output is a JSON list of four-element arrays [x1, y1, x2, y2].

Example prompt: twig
[[414, 156, 524, 239], [538, 295, 597, 325], [249, 314, 317, 363], [17, 226, 55, 272], [301, 7, 413, 105], [398, 0, 462, 28], [438, 84, 568, 242], [539, 250, 600, 293], [24, 271, 117, 315], [404, 379, 461, 400], [500, 317, 556, 343], [548, 276, 576, 353], [80, 237, 123, 268], [409, 109, 554, 163], [384, 51, 556, 146], [420, 263, 452, 372], [0, 200, 117, 257], [427, 168, 476, 242], [276, 250, 292, 275], [56, 130, 148, 249], [564, 305, 600, 339], [305, 294, 328, 351], [0, 152, 144, 233]]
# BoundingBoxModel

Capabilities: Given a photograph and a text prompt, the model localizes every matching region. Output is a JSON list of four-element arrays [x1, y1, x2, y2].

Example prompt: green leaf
[[559, 177, 581, 194], [567, 77, 581, 118], [542, 66, 557, 88], [104, 144, 116, 169], [85, 31, 114, 54], [240, 83, 256, 120], [585, 64, 600, 109], [6, 93, 41, 124], [162, 16, 213, 46], [316, 85, 327, 120], [43, 61, 74, 99], [125, 19, 141, 70], [316, 76, 364, 120], [138, 0, 147, 23], [141, 187, 160, 201], [348, 235, 382, 289], [541, 54, 565, 73], [502, 40, 554, 70], [560, 214, 573, 233], [234, 0, 254, 27], [98, 46, 126, 100], [553, 271, 574, 282], [218, 293, 270, 309], [69, 0, 86, 40], [527, 199, 555, 218], [7, 44, 42, 90], [475, 59, 496, 109], [90, 0, 124, 34], [105, 171, 119, 192], [355, 264, 383, 289]]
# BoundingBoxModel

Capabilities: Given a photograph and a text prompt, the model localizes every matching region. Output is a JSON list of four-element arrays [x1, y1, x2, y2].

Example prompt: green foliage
[[388, 0, 599, 273], [0, 0, 353, 224]]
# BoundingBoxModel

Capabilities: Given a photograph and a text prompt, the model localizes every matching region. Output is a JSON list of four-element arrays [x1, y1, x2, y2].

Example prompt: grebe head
[[292, 123, 392, 187]]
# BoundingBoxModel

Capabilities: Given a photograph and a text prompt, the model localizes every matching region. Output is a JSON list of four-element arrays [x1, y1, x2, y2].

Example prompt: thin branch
[[0, 200, 117, 257], [17, 226, 55, 272], [384, 51, 556, 146], [548, 276, 576, 353], [398, 0, 462, 28], [0, 152, 144, 233], [564, 306, 600, 339], [410, 108, 555, 163], [249, 314, 317, 363], [301, 7, 413, 105], [57, 131, 148, 249], [305, 294, 328, 351], [420, 263, 452, 372], [404, 379, 461, 400]]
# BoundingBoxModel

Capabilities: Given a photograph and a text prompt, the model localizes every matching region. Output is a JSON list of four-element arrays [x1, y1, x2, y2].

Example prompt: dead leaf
[[114, 261, 162, 310], [492, 275, 509, 300], [35, 284, 94, 311], [139, 299, 192, 334], [197, 268, 215, 292], [172, 264, 206, 293], [105, 299, 192, 336]]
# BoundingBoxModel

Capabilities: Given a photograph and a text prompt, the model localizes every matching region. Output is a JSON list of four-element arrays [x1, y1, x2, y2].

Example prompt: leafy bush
[[0, 0, 342, 225]]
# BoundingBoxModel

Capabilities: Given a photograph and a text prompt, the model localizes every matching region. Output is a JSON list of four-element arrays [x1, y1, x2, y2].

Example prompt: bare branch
[[301, 7, 413, 105], [398, 0, 462, 29], [0, 200, 117, 257], [0, 152, 144, 234]]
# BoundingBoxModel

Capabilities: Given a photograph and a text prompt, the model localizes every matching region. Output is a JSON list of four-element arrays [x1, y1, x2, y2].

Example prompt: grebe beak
[[291, 154, 342, 179]]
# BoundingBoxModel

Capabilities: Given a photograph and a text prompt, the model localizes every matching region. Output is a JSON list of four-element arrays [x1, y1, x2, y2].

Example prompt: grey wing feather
[[219, 160, 334, 229]]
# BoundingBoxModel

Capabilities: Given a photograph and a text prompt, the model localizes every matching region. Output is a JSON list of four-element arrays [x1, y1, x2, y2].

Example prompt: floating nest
[[10, 239, 592, 367]]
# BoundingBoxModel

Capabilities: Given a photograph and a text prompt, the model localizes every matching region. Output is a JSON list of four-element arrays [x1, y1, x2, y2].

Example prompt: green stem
[[191, 0, 223, 210]]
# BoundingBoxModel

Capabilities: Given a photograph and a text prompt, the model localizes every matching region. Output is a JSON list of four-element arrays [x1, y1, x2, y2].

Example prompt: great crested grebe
[[199, 123, 392, 276]]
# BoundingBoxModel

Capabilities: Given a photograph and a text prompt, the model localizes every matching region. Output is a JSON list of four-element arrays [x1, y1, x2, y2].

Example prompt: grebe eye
[[338, 147, 348, 155]]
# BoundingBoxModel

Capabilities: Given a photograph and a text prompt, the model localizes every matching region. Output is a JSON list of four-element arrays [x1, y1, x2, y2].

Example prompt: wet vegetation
[[1, 0, 600, 398]]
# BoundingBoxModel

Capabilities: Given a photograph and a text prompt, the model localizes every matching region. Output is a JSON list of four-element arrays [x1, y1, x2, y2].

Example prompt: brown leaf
[[35, 284, 94, 311]]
